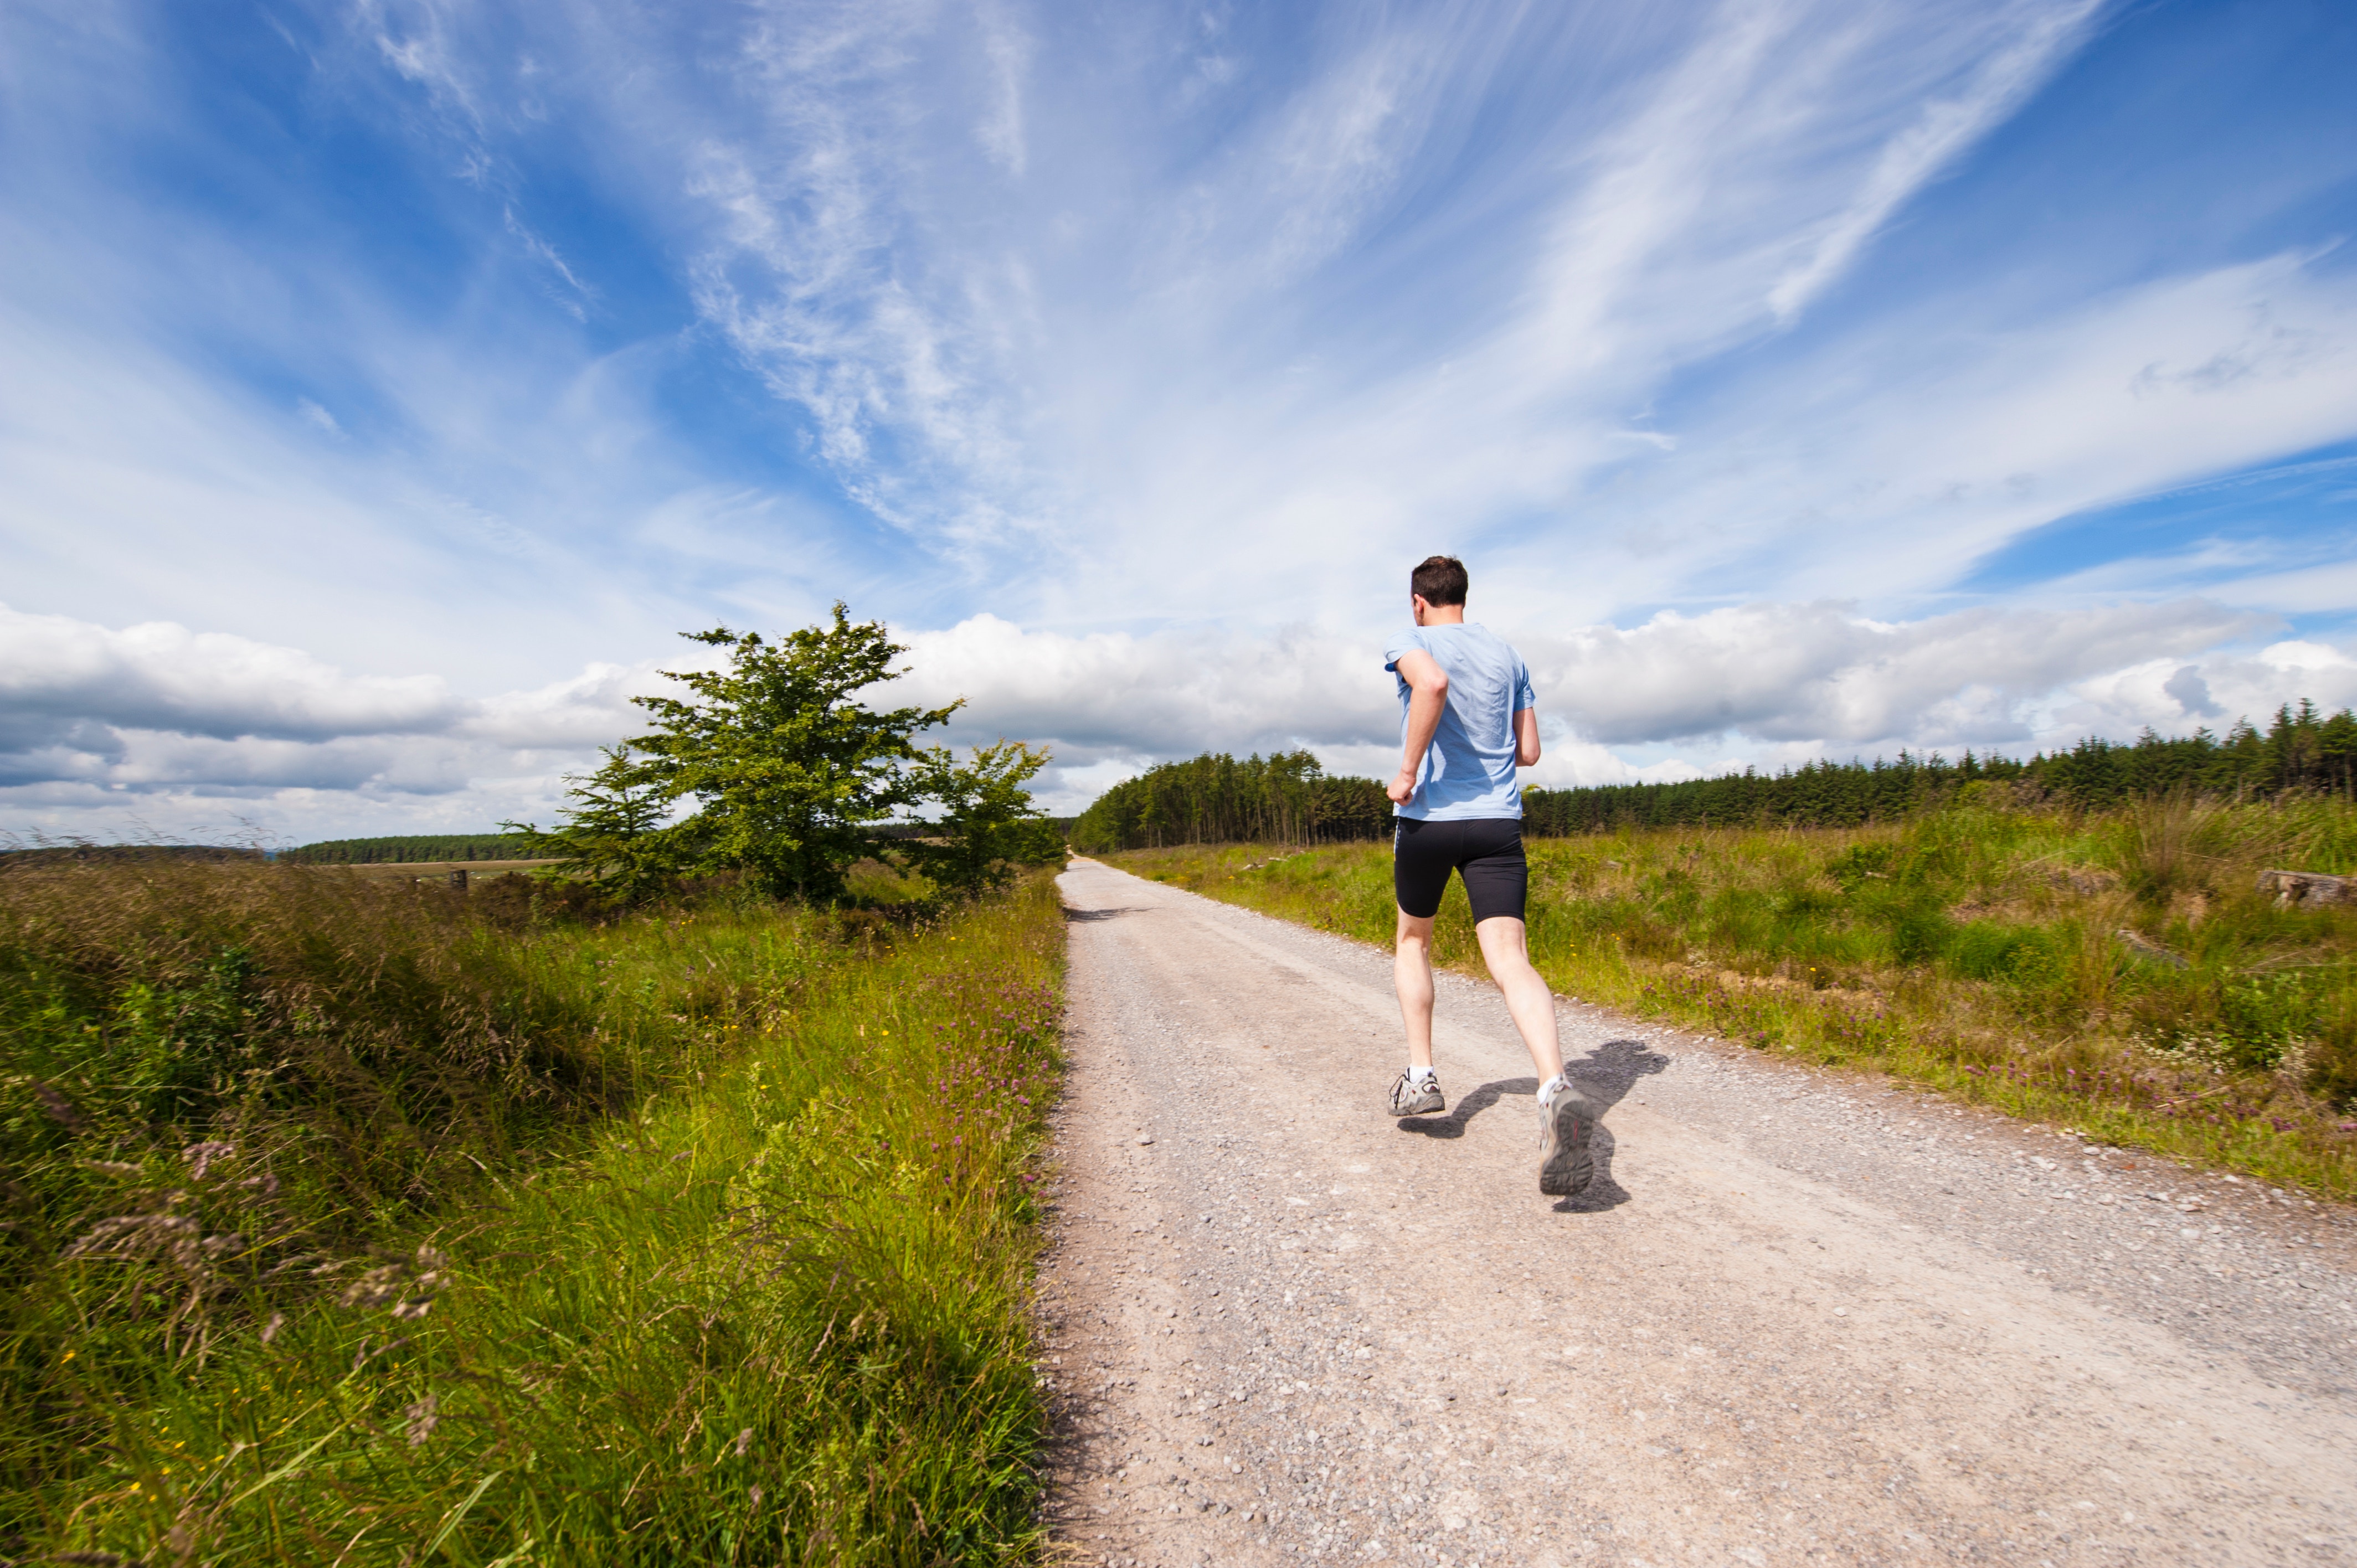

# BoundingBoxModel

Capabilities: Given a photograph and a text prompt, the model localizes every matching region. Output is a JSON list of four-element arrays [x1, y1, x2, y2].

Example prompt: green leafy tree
[[897, 740, 1066, 895], [630, 610, 961, 901], [513, 607, 1064, 903]]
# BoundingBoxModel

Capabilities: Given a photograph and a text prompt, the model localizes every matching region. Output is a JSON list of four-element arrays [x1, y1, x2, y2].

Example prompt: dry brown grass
[[327, 857, 570, 879], [1, 853, 637, 1251]]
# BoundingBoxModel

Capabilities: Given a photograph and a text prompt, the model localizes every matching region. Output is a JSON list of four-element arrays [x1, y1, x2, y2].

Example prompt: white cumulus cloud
[[8, 596, 2355, 837], [897, 598, 2350, 805]]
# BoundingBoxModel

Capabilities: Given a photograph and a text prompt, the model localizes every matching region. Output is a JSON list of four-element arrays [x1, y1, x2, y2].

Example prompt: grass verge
[[3, 855, 1063, 1564], [1104, 798, 2357, 1197]]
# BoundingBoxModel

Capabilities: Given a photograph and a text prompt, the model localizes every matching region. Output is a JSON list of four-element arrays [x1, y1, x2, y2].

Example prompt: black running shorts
[[1392, 816, 1527, 924]]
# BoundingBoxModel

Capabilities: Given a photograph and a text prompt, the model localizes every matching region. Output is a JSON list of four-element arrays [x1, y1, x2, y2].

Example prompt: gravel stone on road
[[1034, 858, 2357, 1566]]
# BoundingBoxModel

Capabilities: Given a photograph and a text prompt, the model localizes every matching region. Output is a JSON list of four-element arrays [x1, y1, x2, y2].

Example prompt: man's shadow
[[1394, 1038, 1670, 1214]]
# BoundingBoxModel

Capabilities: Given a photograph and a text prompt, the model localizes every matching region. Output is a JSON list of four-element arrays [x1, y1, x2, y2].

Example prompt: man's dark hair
[[1411, 555, 1468, 607]]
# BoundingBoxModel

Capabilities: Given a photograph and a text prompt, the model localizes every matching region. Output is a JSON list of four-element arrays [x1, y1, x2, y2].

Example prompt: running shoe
[[1388, 1070, 1445, 1117], [1537, 1077, 1601, 1196]]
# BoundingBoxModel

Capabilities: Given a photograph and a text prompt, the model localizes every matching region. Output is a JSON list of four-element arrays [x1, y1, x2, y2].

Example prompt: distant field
[[328, 858, 570, 879]]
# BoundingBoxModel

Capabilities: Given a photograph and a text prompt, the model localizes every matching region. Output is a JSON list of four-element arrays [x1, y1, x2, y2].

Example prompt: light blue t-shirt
[[1383, 623, 1535, 821]]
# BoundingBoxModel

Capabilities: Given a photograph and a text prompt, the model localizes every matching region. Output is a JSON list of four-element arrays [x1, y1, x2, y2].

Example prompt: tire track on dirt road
[[1035, 858, 2357, 1566]]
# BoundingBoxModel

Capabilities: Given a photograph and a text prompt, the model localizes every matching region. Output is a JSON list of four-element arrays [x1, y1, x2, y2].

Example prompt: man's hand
[[1387, 767, 1418, 805]]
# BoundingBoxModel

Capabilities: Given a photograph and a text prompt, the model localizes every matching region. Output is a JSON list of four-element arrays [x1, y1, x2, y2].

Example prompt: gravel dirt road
[[1035, 858, 2357, 1567]]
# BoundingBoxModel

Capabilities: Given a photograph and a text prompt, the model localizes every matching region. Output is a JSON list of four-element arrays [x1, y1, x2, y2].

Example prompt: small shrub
[[1824, 843, 1893, 891], [2144, 969, 2335, 1076], [1947, 921, 2057, 985], [1879, 899, 1954, 967]]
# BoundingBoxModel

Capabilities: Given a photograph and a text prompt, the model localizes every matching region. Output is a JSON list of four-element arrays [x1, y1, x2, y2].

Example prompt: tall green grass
[[1110, 795, 2357, 1195], [2, 855, 1062, 1564]]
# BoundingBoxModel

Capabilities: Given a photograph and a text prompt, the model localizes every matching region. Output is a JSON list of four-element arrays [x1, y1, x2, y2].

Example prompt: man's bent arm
[[1388, 649, 1449, 805], [1515, 706, 1541, 767]]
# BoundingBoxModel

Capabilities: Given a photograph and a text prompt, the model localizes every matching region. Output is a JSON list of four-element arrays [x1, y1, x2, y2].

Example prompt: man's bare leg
[[1474, 915, 1565, 1084], [1394, 908, 1437, 1069], [1475, 914, 1598, 1195]]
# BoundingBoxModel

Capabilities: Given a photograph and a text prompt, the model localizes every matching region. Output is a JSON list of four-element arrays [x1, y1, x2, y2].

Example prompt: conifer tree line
[[1068, 750, 1394, 851], [1072, 702, 2357, 849], [1532, 701, 2357, 833], [282, 834, 541, 864]]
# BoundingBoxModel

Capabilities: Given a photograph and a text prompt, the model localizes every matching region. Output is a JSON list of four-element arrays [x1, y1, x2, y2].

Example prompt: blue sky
[[3, 0, 2355, 838]]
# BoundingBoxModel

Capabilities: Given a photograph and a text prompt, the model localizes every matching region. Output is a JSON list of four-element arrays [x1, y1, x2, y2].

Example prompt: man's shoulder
[[1382, 625, 1431, 662], [1459, 623, 1527, 662]]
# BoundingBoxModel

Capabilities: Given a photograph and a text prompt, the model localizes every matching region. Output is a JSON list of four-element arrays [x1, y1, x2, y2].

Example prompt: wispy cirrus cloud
[[653, 0, 2128, 621], [1763, 0, 2103, 321]]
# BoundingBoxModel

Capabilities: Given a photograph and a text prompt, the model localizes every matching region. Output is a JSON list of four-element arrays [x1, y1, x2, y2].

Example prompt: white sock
[[1538, 1072, 1567, 1105], [1407, 1064, 1435, 1082]]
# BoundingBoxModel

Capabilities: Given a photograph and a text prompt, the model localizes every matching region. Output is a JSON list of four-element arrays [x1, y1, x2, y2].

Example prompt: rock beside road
[[2259, 868, 2354, 908]]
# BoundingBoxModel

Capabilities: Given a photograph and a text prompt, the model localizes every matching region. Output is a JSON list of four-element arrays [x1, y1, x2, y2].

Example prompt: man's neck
[[1418, 606, 1466, 626]]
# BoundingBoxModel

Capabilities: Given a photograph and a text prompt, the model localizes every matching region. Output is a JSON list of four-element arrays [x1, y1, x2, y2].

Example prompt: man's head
[[1410, 555, 1468, 624]]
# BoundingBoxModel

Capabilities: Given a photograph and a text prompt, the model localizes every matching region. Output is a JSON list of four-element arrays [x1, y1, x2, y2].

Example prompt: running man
[[1383, 555, 1599, 1196]]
